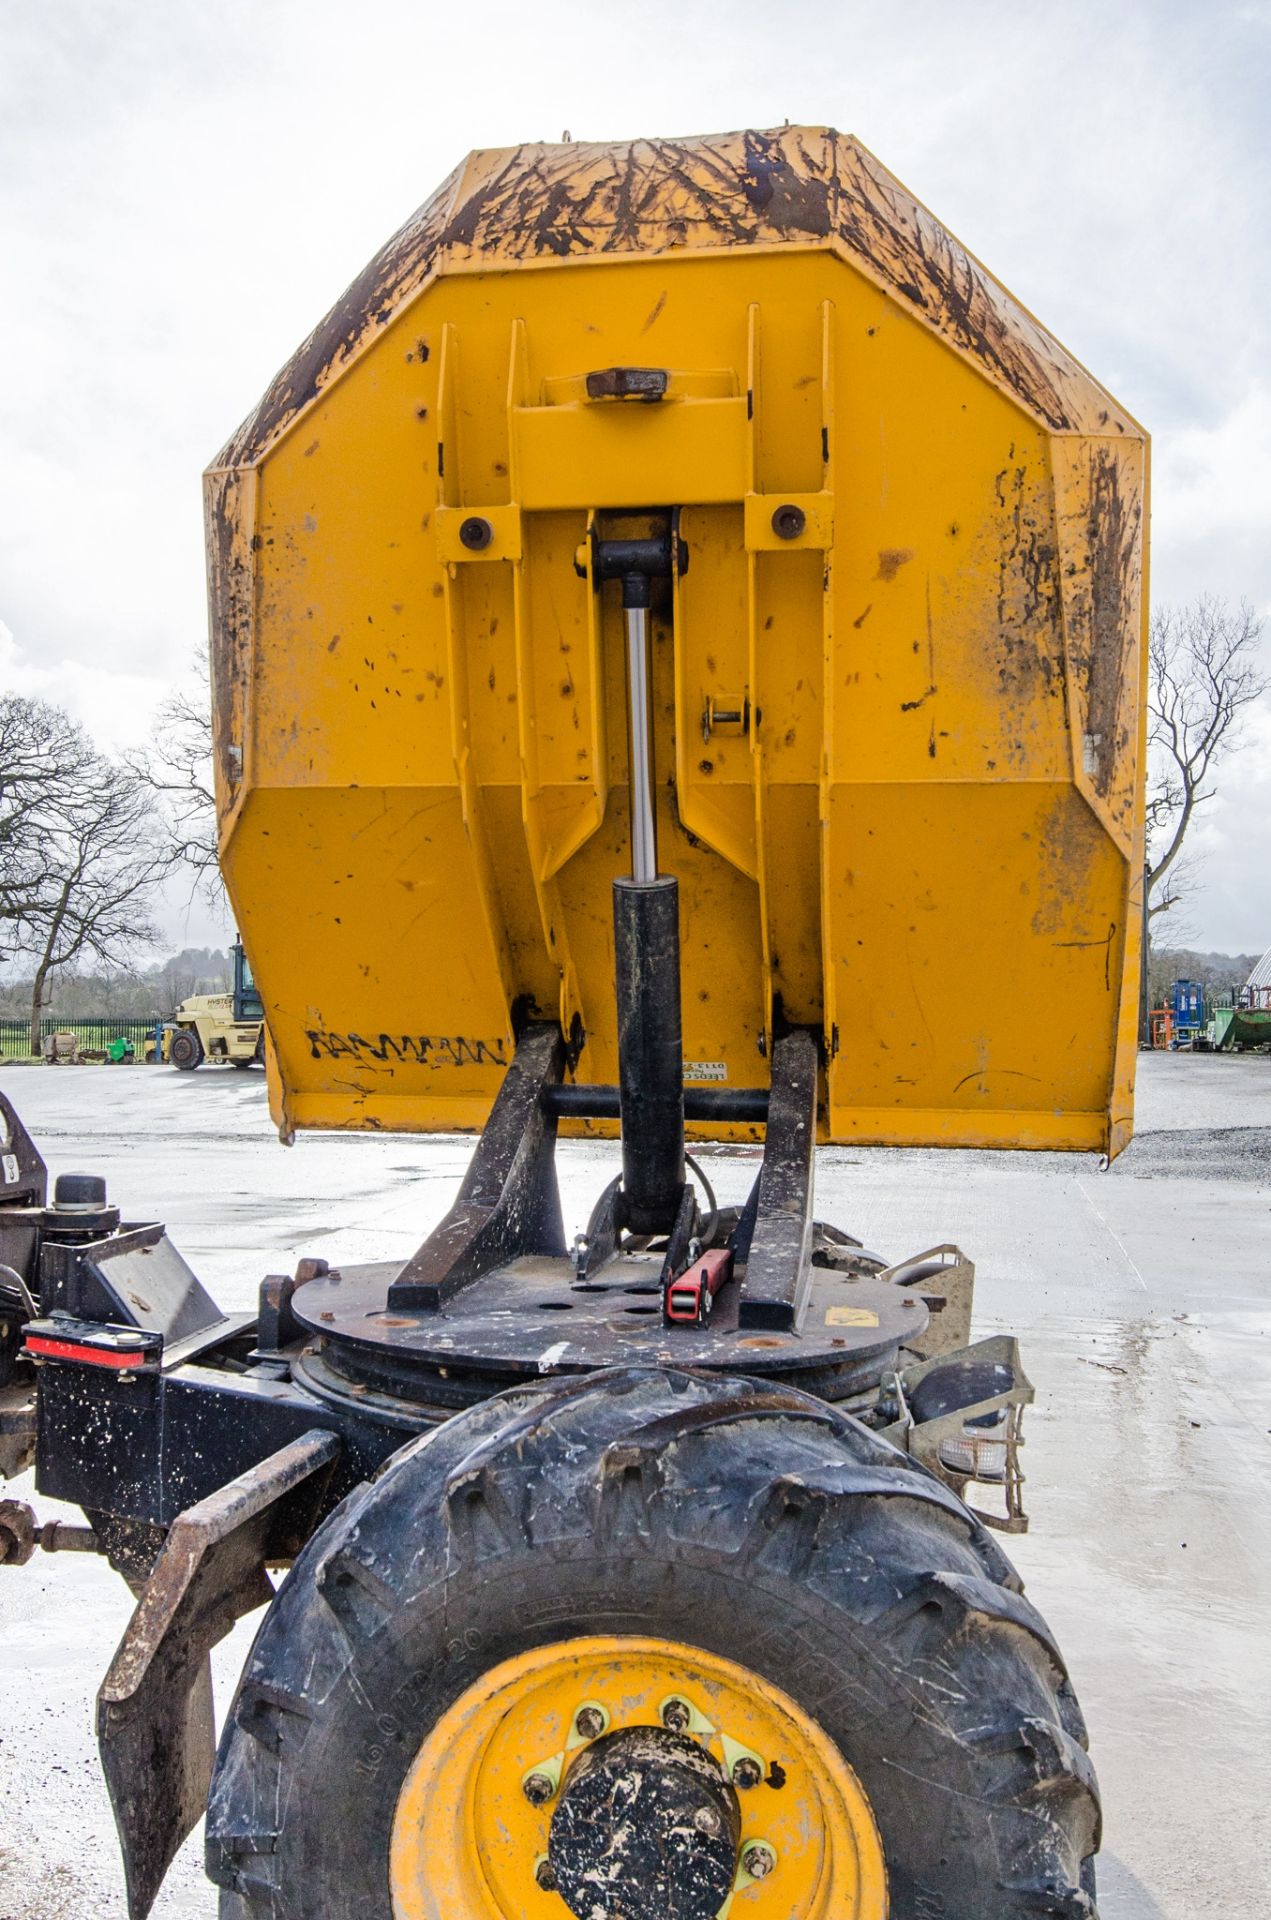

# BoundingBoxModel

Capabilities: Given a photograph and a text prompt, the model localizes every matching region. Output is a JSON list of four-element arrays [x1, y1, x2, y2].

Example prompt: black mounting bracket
[[591, 522, 688, 609], [735, 1029, 819, 1334], [387, 1024, 567, 1311]]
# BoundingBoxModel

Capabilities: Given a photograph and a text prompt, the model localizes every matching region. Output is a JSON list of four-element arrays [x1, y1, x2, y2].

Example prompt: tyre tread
[[208, 1366, 1100, 1920]]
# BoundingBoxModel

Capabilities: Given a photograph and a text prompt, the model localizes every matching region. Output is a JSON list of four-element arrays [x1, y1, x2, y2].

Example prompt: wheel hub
[[388, 1637, 886, 1919], [548, 1725, 740, 1920]]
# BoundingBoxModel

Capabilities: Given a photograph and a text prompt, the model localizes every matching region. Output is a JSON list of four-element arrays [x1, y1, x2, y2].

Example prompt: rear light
[[23, 1317, 161, 1371], [939, 1434, 1009, 1481]]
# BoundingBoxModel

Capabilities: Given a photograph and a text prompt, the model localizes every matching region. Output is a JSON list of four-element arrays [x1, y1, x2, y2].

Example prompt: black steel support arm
[[387, 1023, 566, 1311], [737, 1029, 819, 1333]]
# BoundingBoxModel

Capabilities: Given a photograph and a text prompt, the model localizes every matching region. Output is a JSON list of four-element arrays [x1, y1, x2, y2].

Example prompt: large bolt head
[[523, 1771, 556, 1806], [535, 1858, 558, 1891], [661, 1697, 691, 1732], [575, 1706, 606, 1740], [459, 515, 493, 551], [731, 1756, 763, 1789]]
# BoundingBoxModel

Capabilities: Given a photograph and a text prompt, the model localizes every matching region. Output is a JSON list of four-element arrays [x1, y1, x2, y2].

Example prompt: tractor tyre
[[169, 1028, 203, 1071], [207, 1367, 1100, 1920]]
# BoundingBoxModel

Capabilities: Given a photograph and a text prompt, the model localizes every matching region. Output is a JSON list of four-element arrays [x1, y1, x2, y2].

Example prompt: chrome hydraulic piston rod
[[624, 604, 657, 884]]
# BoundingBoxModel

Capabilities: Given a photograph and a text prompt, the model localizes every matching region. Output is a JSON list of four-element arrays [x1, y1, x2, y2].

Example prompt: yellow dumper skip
[[206, 127, 1147, 1156]]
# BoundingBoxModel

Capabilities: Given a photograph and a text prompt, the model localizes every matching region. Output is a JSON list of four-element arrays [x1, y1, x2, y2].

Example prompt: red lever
[[665, 1248, 733, 1326]]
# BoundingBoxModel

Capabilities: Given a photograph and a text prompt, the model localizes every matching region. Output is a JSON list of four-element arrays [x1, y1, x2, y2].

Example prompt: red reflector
[[24, 1335, 148, 1370]]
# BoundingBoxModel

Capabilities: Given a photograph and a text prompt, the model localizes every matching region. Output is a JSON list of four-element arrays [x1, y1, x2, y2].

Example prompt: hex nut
[[575, 1705, 606, 1740], [535, 1858, 558, 1891], [743, 1842, 776, 1879], [732, 1756, 763, 1789], [523, 1771, 556, 1806], [661, 1697, 691, 1732]]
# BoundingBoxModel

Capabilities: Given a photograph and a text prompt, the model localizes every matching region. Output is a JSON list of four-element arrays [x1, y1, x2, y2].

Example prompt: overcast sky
[[1, 0, 1268, 955]]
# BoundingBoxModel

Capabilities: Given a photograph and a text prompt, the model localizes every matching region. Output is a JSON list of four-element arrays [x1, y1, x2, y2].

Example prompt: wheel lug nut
[[661, 1697, 691, 1732], [693, 1805, 721, 1836], [523, 1771, 555, 1806], [732, 1756, 763, 1789], [575, 1706, 606, 1739], [743, 1843, 776, 1879], [536, 1858, 558, 1890]]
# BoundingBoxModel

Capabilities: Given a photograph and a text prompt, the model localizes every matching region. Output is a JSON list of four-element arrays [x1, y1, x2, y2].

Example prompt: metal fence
[[0, 1017, 166, 1061]]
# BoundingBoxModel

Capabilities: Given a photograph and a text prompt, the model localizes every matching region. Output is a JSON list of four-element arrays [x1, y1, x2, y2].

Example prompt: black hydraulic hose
[[684, 1153, 719, 1247]]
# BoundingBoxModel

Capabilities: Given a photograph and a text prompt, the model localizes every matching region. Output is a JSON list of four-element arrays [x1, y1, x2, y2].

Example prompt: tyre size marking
[[353, 1636, 485, 1779], [354, 1742, 386, 1780], [305, 1030, 509, 1069]]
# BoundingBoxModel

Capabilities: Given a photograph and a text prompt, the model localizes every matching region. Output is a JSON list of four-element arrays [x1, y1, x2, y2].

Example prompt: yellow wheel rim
[[389, 1635, 888, 1919]]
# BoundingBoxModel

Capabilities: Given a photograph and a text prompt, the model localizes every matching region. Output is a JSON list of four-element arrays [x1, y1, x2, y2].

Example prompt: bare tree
[[128, 651, 223, 905], [20, 749, 169, 1053], [0, 695, 97, 951], [1147, 596, 1269, 922]]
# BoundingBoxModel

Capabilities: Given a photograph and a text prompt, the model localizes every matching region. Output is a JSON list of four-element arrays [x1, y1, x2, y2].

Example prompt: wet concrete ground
[[0, 1051, 1267, 1917]]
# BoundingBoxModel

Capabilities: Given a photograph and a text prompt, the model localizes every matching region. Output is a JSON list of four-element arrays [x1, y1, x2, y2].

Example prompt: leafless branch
[[125, 650, 224, 908], [1146, 596, 1269, 923], [0, 693, 172, 1048]]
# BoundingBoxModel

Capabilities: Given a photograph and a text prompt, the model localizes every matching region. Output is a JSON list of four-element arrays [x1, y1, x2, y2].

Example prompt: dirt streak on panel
[[210, 127, 1117, 476]]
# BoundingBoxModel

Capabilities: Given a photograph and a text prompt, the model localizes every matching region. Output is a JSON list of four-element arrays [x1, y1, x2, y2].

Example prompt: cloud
[[2, 0, 1269, 952], [0, 617, 166, 751], [1152, 384, 1271, 611]]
